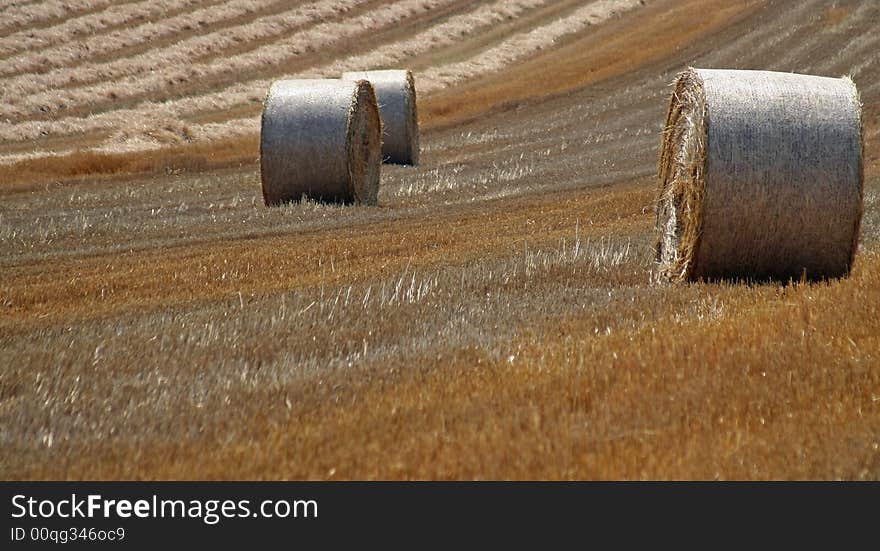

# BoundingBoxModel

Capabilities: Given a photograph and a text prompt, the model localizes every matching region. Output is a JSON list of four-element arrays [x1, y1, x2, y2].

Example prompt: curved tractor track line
[[420, 0, 645, 93], [0, 0, 589, 147], [0, 0, 380, 102], [0, 0, 548, 145], [169, 0, 646, 146], [0, 0, 37, 11], [0, 0, 459, 114], [0, 0, 236, 64], [1, 0, 874, 164], [0, 0, 136, 36], [0, 0, 320, 76]]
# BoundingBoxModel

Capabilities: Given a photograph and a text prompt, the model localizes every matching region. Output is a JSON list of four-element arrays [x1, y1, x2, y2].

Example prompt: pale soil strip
[[698, 0, 819, 70], [0, 0, 221, 61], [0, 0, 552, 144], [824, 19, 880, 79], [0, 0, 42, 11], [0, 0, 482, 129], [311, 0, 559, 76], [0, 0, 420, 112], [833, 34, 880, 77], [1, 0, 649, 161], [172, 0, 605, 140], [0, 0, 311, 77], [766, 2, 876, 73], [0, 0, 118, 35], [162, 0, 647, 143], [731, 1, 844, 72], [418, 0, 646, 93], [0, 0, 640, 162], [850, 49, 880, 83], [0, 0, 368, 101]]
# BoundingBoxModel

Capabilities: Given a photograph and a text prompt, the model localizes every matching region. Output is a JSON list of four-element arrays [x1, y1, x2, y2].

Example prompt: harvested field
[[1, 0, 879, 480]]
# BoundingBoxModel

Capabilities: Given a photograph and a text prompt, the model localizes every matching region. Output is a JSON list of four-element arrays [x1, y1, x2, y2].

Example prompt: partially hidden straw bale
[[342, 69, 419, 165], [260, 79, 381, 206], [654, 68, 863, 282]]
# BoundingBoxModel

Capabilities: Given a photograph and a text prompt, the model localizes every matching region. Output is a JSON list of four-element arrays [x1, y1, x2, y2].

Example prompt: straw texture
[[260, 79, 381, 206], [342, 69, 419, 165], [654, 68, 863, 282]]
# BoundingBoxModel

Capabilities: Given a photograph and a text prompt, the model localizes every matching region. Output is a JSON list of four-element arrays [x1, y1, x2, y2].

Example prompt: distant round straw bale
[[260, 79, 381, 206], [342, 69, 419, 165], [654, 68, 863, 282]]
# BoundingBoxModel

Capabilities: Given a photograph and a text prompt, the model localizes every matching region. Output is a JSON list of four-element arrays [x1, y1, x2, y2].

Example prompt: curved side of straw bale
[[260, 79, 381, 206], [342, 70, 419, 165], [654, 68, 863, 282]]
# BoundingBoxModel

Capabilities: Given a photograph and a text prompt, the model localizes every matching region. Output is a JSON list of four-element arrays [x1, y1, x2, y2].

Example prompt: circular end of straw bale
[[260, 79, 382, 206], [346, 80, 382, 205], [654, 68, 707, 283], [653, 68, 864, 283]]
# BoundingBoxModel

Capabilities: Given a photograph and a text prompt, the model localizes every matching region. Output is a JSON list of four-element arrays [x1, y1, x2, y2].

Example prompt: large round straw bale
[[654, 68, 863, 282], [260, 79, 381, 206], [342, 70, 419, 165]]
